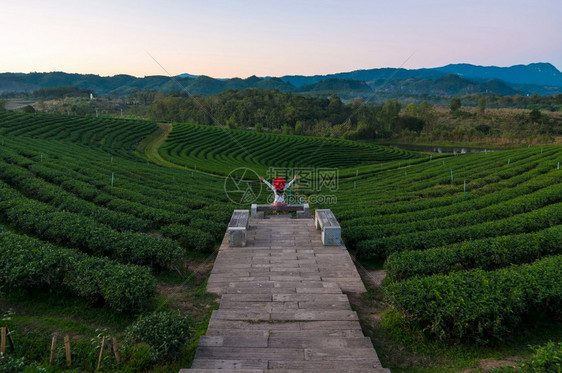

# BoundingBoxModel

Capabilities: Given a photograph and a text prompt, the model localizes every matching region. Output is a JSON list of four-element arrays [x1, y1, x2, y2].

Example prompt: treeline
[[460, 93, 562, 111], [142, 89, 561, 142], [7, 86, 561, 143], [1, 86, 92, 99], [144, 89, 435, 140]]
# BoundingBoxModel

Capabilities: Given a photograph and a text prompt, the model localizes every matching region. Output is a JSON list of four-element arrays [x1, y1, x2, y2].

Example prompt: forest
[[3, 87, 562, 145]]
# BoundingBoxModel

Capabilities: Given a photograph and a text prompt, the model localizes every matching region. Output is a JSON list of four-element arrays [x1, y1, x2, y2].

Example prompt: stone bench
[[227, 209, 250, 246], [315, 209, 341, 246], [251, 203, 310, 219]]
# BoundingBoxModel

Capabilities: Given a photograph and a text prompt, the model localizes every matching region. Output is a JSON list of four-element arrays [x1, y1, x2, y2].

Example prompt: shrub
[[0, 230, 156, 312], [385, 255, 562, 342], [0, 353, 26, 372], [491, 341, 562, 372], [0, 193, 183, 270], [126, 311, 192, 361], [385, 226, 562, 281], [521, 341, 562, 373], [161, 224, 215, 253]]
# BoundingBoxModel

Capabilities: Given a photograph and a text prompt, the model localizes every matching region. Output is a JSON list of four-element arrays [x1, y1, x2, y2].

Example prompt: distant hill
[[369, 74, 519, 96], [434, 63, 562, 86], [280, 63, 562, 95], [281, 68, 442, 87], [0, 73, 295, 96], [176, 73, 199, 78], [297, 78, 371, 93], [1, 63, 560, 97]]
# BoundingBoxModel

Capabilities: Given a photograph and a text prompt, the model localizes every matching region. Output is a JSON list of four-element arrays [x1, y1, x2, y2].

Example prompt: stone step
[[268, 358, 390, 372], [206, 320, 363, 332], [181, 217, 388, 372], [218, 299, 351, 311], [209, 309, 359, 322], [197, 335, 373, 349], [186, 358, 388, 372], [205, 328, 365, 338]]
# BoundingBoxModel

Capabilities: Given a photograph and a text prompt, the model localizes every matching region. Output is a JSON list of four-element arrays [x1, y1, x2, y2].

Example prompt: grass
[[0, 250, 219, 372]]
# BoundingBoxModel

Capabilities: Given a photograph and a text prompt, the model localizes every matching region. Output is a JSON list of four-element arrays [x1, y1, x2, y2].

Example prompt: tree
[[475, 124, 491, 136], [382, 99, 401, 134], [418, 101, 436, 131], [396, 116, 424, 135], [294, 121, 304, 135], [478, 97, 486, 114], [529, 108, 541, 122], [255, 123, 264, 132], [281, 124, 292, 135], [404, 103, 418, 118], [450, 97, 461, 113], [21, 105, 35, 113], [0, 98, 7, 111]]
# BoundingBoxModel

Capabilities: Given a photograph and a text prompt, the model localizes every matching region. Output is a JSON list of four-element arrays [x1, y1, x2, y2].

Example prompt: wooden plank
[[269, 329, 365, 338], [268, 336, 373, 349], [256, 204, 305, 212], [97, 336, 105, 370], [49, 336, 57, 365], [0, 327, 5, 354], [327, 211, 340, 227], [229, 210, 249, 228], [270, 310, 359, 321], [198, 335, 268, 348], [190, 358, 268, 370], [194, 346, 304, 360], [112, 337, 121, 363], [268, 359, 382, 370], [304, 347, 379, 360], [64, 335, 71, 367], [183, 215, 387, 372], [6, 327, 14, 352]]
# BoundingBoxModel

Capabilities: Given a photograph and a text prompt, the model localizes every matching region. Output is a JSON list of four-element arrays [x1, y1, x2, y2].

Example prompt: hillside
[[434, 62, 562, 86], [2, 62, 561, 97], [158, 122, 419, 176], [368, 74, 519, 96], [281, 62, 562, 94]]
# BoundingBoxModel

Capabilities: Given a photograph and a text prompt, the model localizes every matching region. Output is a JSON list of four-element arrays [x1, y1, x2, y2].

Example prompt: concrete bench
[[227, 209, 250, 246], [251, 203, 310, 219], [315, 209, 341, 246]]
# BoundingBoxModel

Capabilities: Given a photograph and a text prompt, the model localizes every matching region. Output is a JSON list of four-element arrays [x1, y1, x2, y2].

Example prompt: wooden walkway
[[182, 216, 389, 373]]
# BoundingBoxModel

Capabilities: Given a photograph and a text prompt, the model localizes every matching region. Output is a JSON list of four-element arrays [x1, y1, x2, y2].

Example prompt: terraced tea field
[[0, 112, 233, 314], [325, 145, 562, 342], [0, 112, 560, 371], [159, 122, 420, 175], [156, 118, 562, 343]]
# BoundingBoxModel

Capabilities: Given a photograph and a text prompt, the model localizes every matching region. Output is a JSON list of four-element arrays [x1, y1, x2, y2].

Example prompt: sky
[[2, 0, 561, 78]]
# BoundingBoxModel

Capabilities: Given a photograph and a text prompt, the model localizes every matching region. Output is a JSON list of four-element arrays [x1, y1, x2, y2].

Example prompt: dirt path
[[136, 122, 224, 178], [136, 123, 181, 168]]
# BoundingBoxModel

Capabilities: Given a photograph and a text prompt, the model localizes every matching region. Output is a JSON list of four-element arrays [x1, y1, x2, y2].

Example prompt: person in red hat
[[259, 174, 298, 212]]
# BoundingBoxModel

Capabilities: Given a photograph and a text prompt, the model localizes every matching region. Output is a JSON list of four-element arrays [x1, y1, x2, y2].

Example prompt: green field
[[158, 122, 420, 176], [0, 111, 560, 372]]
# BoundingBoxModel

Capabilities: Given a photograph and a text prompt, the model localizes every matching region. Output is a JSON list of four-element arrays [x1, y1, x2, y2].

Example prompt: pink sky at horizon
[[1, 0, 561, 79]]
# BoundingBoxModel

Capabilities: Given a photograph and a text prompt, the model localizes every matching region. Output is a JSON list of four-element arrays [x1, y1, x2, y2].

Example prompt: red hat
[[273, 177, 286, 190]]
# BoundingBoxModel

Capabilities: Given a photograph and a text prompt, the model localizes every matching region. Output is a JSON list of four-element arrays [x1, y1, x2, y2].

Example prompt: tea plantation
[[0, 111, 560, 371], [161, 119, 561, 343]]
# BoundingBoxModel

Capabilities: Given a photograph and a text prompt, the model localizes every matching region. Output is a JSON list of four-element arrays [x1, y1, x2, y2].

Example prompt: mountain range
[[1, 63, 560, 97]]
